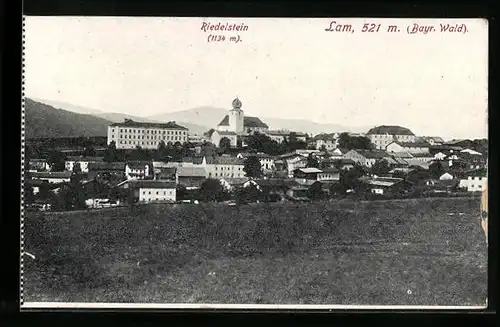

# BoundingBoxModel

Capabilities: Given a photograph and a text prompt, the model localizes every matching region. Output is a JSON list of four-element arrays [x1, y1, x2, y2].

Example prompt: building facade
[[65, 156, 104, 173], [366, 125, 417, 150], [108, 119, 189, 150], [216, 98, 269, 136]]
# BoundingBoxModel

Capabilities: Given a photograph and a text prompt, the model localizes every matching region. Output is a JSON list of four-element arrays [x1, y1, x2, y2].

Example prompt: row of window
[[215, 166, 242, 171], [142, 190, 175, 195], [118, 140, 185, 145], [113, 134, 186, 141], [113, 128, 186, 135], [208, 172, 244, 178]]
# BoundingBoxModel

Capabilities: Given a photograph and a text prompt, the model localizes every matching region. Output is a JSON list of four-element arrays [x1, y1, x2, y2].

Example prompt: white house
[[236, 152, 275, 171], [344, 149, 389, 168], [278, 153, 308, 177], [317, 167, 340, 182], [386, 141, 430, 155], [29, 171, 72, 184], [124, 180, 177, 202], [125, 162, 152, 180], [459, 168, 487, 192], [439, 172, 454, 180], [366, 125, 416, 150], [266, 130, 307, 143], [208, 129, 239, 147], [65, 156, 104, 173]]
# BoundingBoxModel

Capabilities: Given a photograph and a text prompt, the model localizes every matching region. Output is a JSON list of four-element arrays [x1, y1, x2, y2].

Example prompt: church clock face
[[232, 98, 242, 109]]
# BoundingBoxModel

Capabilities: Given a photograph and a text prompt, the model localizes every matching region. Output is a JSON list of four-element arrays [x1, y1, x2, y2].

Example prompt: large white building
[[122, 180, 177, 203], [108, 119, 189, 150], [366, 125, 417, 150]]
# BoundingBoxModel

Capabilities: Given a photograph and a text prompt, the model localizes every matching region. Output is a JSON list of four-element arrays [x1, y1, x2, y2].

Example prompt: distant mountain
[[29, 97, 105, 116], [96, 112, 158, 124], [24, 98, 112, 138], [148, 106, 369, 135]]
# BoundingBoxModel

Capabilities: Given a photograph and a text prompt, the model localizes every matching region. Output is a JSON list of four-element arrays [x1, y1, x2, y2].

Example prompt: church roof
[[217, 115, 269, 128]]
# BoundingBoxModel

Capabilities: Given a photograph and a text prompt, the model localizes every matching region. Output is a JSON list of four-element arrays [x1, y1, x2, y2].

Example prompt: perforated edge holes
[[20, 15, 26, 307]]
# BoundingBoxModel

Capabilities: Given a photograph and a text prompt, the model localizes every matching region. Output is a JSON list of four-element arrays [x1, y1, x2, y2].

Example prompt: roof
[[206, 156, 245, 165], [220, 177, 249, 185], [390, 151, 413, 159], [109, 119, 188, 130], [349, 149, 389, 159], [360, 176, 404, 187], [238, 152, 272, 159], [66, 156, 104, 162], [392, 157, 409, 165], [30, 171, 72, 179], [215, 130, 238, 136], [311, 133, 337, 141], [298, 167, 323, 174], [127, 180, 176, 189], [320, 167, 339, 173], [425, 136, 445, 143], [88, 162, 126, 170], [460, 149, 482, 155], [461, 167, 487, 178], [177, 166, 207, 177], [383, 157, 398, 165], [217, 115, 269, 128], [405, 160, 431, 169], [411, 153, 433, 158], [391, 141, 431, 148], [366, 125, 415, 136], [338, 158, 355, 165], [126, 161, 151, 170]]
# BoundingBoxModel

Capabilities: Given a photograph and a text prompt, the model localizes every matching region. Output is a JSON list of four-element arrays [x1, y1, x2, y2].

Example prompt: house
[[236, 152, 275, 171], [405, 160, 431, 170], [359, 176, 410, 195], [344, 149, 389, 168], [176, 166, 207, 189], [425, 179, 459, 193], [219, 177, 250, 192], [308, 133, 338, 151], [317, 167, 340, 182], [366, 125, 416, 150], [207, 129, 239, 147], [439, 172, 454, 180], [444, 139, 475, 149], [125, 161, 153, 180], [88, 162, 127, 180], [407, 153, 434, 163], [433, 152, 448, 161], [215, 98, 269, 136], [25, 179, 60, 196], [28, 159, 51, 172], [334, 158, 355, 170], [153, 167, 177, 182], [458, 168, 487, 192], [293, 167, 323, 185], [423, 136, 445, 146], [386, 141, 430, 155], [278, 153, 308, 177], [65, 156, 104, 173], [266, 130, 307, 143], [123, 180, 177, 203], [204, 156, 246, 179], [460, 148, 482, 156], [285, 185, 310, 201], [29, 171, 72, 184], [295, 149, 320, 157]]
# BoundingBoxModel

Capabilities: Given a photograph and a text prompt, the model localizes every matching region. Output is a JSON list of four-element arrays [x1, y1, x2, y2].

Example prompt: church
[[208, 98, 269, 147]]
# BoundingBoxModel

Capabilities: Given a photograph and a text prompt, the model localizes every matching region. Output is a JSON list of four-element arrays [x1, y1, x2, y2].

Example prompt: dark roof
[[321, 167, 339, 173], [109, 119, 188, 130], [461, 167, 487, 178], [66, 156, 104, 162], [366, 125, 415, 136], [244, 116, 268, 128], [88, 162, 126, 170], [207, 156, 245, 165], [30, 171, 72, 179], [350, 149, 389, 159], [126, 162, 151, 170], [238, 152, 272, 159], [267, 130, 307, 137], [311, 133, 337, 141], [339, 159, 355, 165], [177, 166, 207, 177], [425, 136, 445, 143], [127, 180, 176, 189], [216, 130, 238, 136], [218, 115, 230, 126], [392, 141, 431, 148]]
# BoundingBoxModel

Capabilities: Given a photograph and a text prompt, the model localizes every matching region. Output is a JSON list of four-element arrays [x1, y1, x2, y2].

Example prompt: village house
[[307, 133, 338, 151], [177, 166, 207, 189], [153, 166, 177, 182], [207, 129, 239, 147], [88, 162, 126, 180], [266, 130, 308, 143], [344, 149, 389, 168], [385, 141, 431, 155], [286, 185, 310, 201], [366, 125, 417, 150], [425, 179, 460, 194], [28, 158, 51, 172], [125, 161, 153, 180], [423, 136, 445, 146], [65, 156, 104, 173], [359, 176, 410, 196], [122, 180, 177, 203], [458, 167, 487, 193], [219, 177, 250, 192], [236, 152, 275, 171], [293, 167, 323, 186], [277, 152, 308, 177], [204, 156, 246, 179], [242, 178, 300, 201], [407, 152, 434, 163], [317, 167, 340, 182], [29, 171, 72, 184]]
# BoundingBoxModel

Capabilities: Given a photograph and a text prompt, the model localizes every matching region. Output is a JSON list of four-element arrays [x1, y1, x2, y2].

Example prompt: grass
[[23, 197, 487, 305]]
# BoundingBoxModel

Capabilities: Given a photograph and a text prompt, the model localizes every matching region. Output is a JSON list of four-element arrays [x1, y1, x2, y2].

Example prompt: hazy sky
[[24, 17, 488, 139]]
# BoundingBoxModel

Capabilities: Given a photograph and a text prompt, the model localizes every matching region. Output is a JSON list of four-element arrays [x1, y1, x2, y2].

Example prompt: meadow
[[23, 197, 487, 306]]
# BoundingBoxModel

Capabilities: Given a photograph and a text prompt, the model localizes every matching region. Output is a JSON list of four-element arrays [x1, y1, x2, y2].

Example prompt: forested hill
[[24, 98, 112, 139]]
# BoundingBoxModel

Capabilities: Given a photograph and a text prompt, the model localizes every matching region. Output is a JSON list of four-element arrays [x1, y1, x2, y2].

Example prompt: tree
[[104, 141, 119, 162], [237, 183, 262, 203], [340, 165, 365, 191], [199, 178, 227, 202], [83, 145, 96, 157], [246, 132, 281, 155], [243, 156, 263, 178], [306, 153, 320, 168], [219, 137, 231, 149], [371, 159, 390, 176], [47, 150, 66, 172], [176, 184, 187, 201], [429, 161, 445, 179], [338, 132, 373, 150], [320, 144, 327, 152], [308, 182, 325, 200]]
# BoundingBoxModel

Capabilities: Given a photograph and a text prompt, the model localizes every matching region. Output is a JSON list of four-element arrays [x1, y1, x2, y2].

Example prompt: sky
[[24, 17, 488, 139]]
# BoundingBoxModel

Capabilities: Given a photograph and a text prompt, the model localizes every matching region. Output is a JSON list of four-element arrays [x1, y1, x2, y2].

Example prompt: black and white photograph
[[21, 17, 488, 309]]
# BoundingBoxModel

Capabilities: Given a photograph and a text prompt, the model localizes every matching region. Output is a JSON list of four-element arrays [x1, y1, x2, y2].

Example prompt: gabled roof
[[217, 115, 230, 126], [244, 116, 269, 128], [29, 171, 72, 179], [391, 141, 431, 148], [349, 149, 389, 159], [127, 180, 176, 189], [424, 136, 445, 143], [366, 125, 415, 136], [177, 166, 207, 177], [66, 156, 104, 162], [110, 119, 188, 130], [126, 161, 151, 170], [298, 167, 322, 174], [390, 151, 413, 159], [206, 156, 245, 165], [88, 162, 126, 171], [360, 176, 405, 187], [215, 130, 238, 136], [321, 167, 339, 173]]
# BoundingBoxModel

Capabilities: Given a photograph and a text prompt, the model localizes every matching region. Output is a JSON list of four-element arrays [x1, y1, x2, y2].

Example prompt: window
[[156, 191, 159, 195], [149, 191, 151, 194]]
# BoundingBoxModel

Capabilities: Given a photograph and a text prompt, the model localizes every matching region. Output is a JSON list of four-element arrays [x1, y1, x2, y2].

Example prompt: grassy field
[[23, 197, 487, 306]]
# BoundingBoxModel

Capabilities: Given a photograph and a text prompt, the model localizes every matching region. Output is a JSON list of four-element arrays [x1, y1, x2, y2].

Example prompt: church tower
[[229, 97, 244, 134]]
